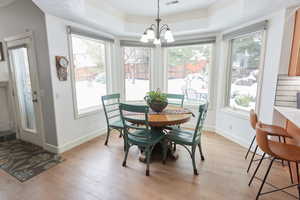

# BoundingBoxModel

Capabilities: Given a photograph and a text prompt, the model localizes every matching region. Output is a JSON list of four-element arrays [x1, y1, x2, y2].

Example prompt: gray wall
[[0, 0, 58, 145]]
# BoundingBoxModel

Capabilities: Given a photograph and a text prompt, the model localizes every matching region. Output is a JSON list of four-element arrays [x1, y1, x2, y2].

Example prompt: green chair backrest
[[119, 103, 151, 141], [164, 93, 184, 107], [102, 94, 121, 126], [193, 103, 209, 143]]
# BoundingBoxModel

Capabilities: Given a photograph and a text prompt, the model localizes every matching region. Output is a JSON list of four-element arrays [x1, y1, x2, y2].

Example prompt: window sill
[[220, 107, 249, 120], [75, 106, 103, 119]]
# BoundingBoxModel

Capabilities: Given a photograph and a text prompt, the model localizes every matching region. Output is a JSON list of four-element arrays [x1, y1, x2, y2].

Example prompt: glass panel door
[[9, 47, 37, 133]]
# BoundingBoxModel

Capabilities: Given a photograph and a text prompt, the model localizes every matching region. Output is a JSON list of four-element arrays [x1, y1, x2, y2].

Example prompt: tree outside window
[[228, 31, 263, 111]]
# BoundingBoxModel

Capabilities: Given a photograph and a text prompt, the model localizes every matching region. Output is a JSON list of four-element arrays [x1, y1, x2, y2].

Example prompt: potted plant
[[144, 89, 168, 113]]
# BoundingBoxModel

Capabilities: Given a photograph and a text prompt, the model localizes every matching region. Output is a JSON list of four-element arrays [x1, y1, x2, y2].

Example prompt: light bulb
[[153, 38, 161, 45], [146, 28, 155, 40], [140, 33, 149, 43]]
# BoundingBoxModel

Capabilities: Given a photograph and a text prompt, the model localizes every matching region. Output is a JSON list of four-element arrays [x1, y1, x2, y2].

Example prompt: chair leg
[[119, 129, 122, 138], [122, 145, 130, 167], [123, 132, 127, 152], [288, 161, 294, 184], [198, 143, 205, 161], [162, 139, 168, 165], [245, 136, 256, 160], [296, 162, 300, 184], [255, 158, 275, 200], [247, 145, 258, 173], [146, 146, 151, 176], [249, 153, 266, 186], [104, 128, 110, 146], [278, 136, 284, 166], [191, 146, 198, 175], [173, 143, 176, 151]]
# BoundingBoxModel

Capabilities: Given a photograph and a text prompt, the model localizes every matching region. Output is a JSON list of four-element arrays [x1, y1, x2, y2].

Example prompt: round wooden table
[[131, 106, 192, 127], [126, 105, 193, 162]]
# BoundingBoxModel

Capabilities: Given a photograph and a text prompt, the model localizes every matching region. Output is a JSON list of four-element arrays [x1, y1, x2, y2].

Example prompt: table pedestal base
[[138, 127, 179, 163]]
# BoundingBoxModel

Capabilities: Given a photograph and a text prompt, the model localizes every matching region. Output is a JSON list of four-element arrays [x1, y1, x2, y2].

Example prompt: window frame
[[121, 46, 154, 102], [224, 30, 267, 115], [68, 33, 111, 119], [164, 43, 215, 108]]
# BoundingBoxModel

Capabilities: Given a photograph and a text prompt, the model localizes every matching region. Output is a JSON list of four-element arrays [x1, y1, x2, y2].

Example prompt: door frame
[[4, 31, 45, 147]]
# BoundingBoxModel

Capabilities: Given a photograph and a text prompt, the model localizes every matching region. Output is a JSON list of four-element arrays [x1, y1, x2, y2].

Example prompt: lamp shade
[[140, 33, 149, 43], [146, 28, 155, 40], [165, 29, 174, 43], [153, 38, 161, 45]]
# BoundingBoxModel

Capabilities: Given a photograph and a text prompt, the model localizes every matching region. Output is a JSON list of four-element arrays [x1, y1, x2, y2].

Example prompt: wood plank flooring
[[0, 131, 298, 200]]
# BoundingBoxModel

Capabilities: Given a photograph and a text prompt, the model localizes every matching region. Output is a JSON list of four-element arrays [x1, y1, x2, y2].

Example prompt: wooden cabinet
[[289, 9, 300, 76]]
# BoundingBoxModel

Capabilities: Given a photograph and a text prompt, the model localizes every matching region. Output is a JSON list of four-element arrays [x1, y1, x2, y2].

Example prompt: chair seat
[[110, 120, 124, 129], [167, 129, 196, 145], [259, 124, 291, 138], [128, 130, 165, 146], [269, 141, 300, 162]]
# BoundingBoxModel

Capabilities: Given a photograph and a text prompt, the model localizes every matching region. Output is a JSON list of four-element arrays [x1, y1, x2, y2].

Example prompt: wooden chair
[[249, 125, 300, 200], [246, 109, 292, 173], [163, 103, 208, 175], [119, 103, 166, 176], [102, 94, 124, 146]]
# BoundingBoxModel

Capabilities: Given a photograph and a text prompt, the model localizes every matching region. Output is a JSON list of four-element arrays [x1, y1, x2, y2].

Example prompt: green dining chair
[[163, 103, 209, 175], [102, 94, 124, 146], [119, 103, 166, 176], [164, 93, 185, 151], [164, 93, 184, 107]]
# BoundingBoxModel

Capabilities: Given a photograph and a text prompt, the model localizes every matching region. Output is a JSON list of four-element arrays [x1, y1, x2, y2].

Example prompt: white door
[[5, 33, 44, 146]]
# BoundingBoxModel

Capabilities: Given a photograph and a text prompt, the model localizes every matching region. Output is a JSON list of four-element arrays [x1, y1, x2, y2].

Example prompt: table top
[[126, 105, 192, 127], [274, 106, 300, 128]]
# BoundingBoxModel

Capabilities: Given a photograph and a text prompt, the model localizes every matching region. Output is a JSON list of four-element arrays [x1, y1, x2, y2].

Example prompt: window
[[123, 47, 151, 101], [227, 31, 264, 112], [166, 44, 213, 104], [70, 34, 107, 115]]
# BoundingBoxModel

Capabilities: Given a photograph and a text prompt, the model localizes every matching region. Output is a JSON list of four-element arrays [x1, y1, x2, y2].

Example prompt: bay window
[[166, 44, 213, 104], [226, 31, 265, 112], [122, 46, 152, 101], [69, 32, 110, 116]]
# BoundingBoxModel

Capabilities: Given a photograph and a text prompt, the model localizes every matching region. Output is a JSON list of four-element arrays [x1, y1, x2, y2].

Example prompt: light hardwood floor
[[0, 131, 298, 200]]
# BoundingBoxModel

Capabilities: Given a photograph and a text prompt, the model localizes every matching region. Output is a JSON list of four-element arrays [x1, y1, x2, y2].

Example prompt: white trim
[[44, 128, 107, 154]]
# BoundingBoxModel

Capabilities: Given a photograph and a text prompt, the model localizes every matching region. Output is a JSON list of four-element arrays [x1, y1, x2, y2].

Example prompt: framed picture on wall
[[0, 42, 4, 61]]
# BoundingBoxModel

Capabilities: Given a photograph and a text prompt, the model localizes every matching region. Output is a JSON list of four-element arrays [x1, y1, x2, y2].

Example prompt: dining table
[[124, 103, 194, 162]]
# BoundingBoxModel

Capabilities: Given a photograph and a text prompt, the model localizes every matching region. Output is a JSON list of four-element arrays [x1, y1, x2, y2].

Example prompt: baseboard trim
[[43, 125, 250, 154], [215, 128, 249, 149], [44, 128, 107, 154]]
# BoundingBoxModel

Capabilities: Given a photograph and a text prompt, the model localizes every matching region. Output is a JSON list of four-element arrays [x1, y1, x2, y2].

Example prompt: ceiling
[[103, 0, 218, 17]]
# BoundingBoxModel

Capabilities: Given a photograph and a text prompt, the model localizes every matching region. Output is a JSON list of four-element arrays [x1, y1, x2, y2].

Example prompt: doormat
[[0, 140, 63, 182]]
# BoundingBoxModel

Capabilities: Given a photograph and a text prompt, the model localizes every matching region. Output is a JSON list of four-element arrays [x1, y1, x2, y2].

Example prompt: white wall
[[215, 10, 287, 148], [0, 59, 10, 131], [45, 15, 116, 152], [0, 0, 58, 145]]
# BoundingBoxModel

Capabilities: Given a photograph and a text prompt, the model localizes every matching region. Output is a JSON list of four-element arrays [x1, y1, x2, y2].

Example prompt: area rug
[[0, 140, 63, 182]]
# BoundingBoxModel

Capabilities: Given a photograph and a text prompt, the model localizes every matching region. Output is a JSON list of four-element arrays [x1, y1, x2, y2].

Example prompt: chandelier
[[140, 0, 175, 45]]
